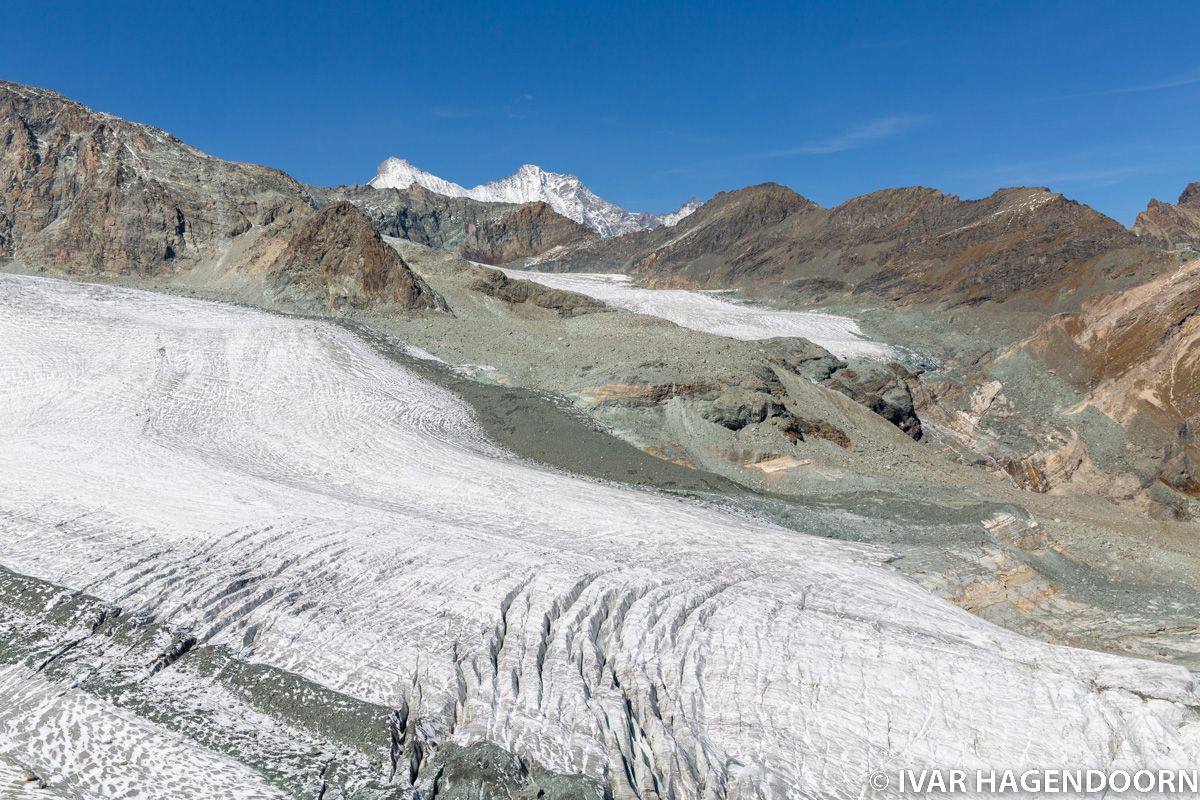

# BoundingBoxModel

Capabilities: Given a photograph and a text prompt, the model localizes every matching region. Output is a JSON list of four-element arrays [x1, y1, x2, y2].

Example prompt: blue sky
[[2, 1, 1197, 222]]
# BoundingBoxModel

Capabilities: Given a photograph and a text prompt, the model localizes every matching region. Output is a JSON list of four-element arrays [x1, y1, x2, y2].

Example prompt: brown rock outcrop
[[272, 202, 444, 311], [921, 259, 1200, 514], [1023, 260, 1200, 431], [468, 267, 604, 315], [0, 80, 306, 276], [1133, 182, 1200, 251]]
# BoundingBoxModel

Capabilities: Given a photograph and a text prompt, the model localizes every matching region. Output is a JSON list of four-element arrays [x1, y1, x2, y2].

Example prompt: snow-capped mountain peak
[[369, 157, 700, 236], [660, 198, 703, 227], [369, 157, 471, 199]]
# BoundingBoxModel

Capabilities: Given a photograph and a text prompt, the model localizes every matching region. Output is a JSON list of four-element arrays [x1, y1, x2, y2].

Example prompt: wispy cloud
[[978, 156, 1171, 194], [997, 165, 1148, 188], [851, 37, 918, 51], [654, 164, 704, 177], [503, 94, 535, 120], [1084, 65, 1200, 97], [652, 114, 928, 177], [428, 95, 535, 120], [758, 114, 929, 158], [429, 105, 486, 119]]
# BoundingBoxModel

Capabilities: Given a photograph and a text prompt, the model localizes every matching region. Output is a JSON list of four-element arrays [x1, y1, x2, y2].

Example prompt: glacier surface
[[0, 274, 1197, 798], [501, 268, 896, 358]]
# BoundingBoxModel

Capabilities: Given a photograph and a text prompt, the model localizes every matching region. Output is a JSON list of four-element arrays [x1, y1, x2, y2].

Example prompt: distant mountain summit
[[369, 157, 699, 236], [1133, 181, 1200, 250], [369, 158, 472, 200], [659, 197, 704, 227]]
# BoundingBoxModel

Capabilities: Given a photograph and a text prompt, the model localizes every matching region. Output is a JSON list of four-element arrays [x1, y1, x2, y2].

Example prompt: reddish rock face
[[272, 202, 444, 311], [1180, 182, 1200, 207], [0, 81, 451, 312], [1023, 262, 1200, 428], [994, 260, 1200, 508], [0, 80, 305, 276]]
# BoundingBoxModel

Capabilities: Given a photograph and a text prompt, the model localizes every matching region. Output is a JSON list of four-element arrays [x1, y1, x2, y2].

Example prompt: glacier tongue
[[369, 157, 698, 236], [1, 274, 1197, 799], [501, 267, 896, 358]]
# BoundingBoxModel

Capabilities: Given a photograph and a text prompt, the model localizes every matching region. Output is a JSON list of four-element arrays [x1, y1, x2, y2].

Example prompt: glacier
[[0, 663, 288, 798], [370, 157, 699, 236], [0, 274, 1197, 798], [501, 267, 897, 358]]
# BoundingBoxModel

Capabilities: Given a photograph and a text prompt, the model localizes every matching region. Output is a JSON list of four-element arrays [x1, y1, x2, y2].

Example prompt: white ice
[[501, 268, 895, 358], [0, 275, 1196, 799]]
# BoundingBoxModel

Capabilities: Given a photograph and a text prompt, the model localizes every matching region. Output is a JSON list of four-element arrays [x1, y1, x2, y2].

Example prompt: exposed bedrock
[[1134, 181, 1200, 250], [469, 266, 607, 316], [323, 183, 595, 264], [757, 337, 924, 440], [0, 80, 307, 276], [270, 201, 445, 311], [907, 259, 1200, 517]]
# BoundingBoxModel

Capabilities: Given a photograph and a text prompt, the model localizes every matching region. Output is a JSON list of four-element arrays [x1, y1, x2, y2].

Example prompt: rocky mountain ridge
[[322, 182, 596, 265], [370, 157, 700, 236], [0, 81, 304, 274], [7, 78, 1185, 319], [0, 81, 592, 309], [1134, 182, 1200, 250], [533, 181, 1172, 310]]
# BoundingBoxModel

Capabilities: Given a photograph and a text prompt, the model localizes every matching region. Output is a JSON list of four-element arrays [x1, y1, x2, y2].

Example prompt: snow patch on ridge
[[659, 197, 702, 227]]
